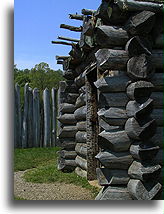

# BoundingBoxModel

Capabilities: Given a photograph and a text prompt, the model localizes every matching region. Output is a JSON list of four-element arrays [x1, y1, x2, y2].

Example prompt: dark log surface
[[52, 41, 74, 46], [75, 143, 87, 158], [76, 131, 87, 143], [75, 94, 86, 108], [60, 103, 76, 114], [99, 118, 121, 132], [154, 33, 163, 49], [95, 150, 133, 169], [57, 158, 76, 172], [75, 155, 87, 170], [127, 179, 162, 200], [74, 72, 86, 89], [60, 24, 82, 32], [74, 106, 87, 121], [69, 14, 83, 20], [151, 127, 163, 148], [75, 166, 87, 178], [81, 8, 96, 15], [98, 130, 132, 152], [66, 93, 79, 104], [57, 36, 80, 43], [95, 1, 112, 24], [57, 114, 77, 125], [154, 149, 163, 166], [96, 168, 130, 186], [151, 92, 163, 108], [58, 125, 77, 139], [58, 150, 77, 159], [61, 140, 76, 150], [151, 109, 163, 126]]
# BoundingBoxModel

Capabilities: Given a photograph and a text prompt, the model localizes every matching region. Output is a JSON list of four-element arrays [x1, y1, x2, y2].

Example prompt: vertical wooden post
[[22, 83, 29, 148], [27, 87, 33, 148], [51, 88, 57, 147], [43, 88, 51, 147], [14, 86, 17, 148], [33, 88, 40, 147]]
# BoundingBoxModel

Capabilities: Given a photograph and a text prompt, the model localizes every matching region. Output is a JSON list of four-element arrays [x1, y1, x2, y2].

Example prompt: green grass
[[14, 196, 26, 200], [14, 147, 99, 197]]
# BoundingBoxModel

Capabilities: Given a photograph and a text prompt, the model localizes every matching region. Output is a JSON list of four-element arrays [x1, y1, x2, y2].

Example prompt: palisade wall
[[53, 0, 163, 200]]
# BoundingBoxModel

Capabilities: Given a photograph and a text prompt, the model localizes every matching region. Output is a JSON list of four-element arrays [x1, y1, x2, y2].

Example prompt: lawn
[[14, 147, 99, 198]]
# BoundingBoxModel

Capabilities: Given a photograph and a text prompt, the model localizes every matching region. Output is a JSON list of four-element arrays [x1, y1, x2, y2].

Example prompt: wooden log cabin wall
[[52, 0, 163, 200]]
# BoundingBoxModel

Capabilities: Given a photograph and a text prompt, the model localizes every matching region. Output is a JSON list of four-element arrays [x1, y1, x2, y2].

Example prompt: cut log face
[[98, 130, 132, 152], [128, 161, 161, 182], [98, 107, 128, 126], [60, 103, 76, 114], [125, 36, 152, 57], [99, 118, 121, 132], [126, 98, 154, 119], [127, 179, 162, 200], [125, 10, 155, 35], [74, 106, 87, 121], [95, 49, 129, 71], [127, 54, 155, 80], [95, 150, 133, 169], [57, 114, 77, 124], [75, 94, 86, 108], [130, 144, 159, 161], [76, 131, 87, 143], [75, 155, 87, 170], [95, 25, 129, 47], [83, 19, 95, 36], [58, 150, 77, 159], [75, 143, 87, 158], [58, 126, 77, 139], [96, 186, 132, 200], [125, 117, 157, 140], [57, 158, 76, 172], [75, 167, 87, 178], [126, 81, 154, 102], [76, 121, 86, 131], [96, 168, 130, 186]]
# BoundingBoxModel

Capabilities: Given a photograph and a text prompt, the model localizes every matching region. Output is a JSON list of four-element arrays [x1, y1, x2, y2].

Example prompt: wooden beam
[[81, 8, 96, 15], [60, 24, 82, 32], [69, 14, 84, 20], [51, 41, 73, 46], [58, 36, 80, 43], [56, 55, 69, 60]]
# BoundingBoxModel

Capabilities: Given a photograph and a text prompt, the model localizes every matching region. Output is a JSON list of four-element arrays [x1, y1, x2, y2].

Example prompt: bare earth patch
[[14, 171, 94, 200]]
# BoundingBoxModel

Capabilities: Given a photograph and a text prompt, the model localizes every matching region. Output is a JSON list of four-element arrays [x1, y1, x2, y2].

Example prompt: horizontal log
[[151, 49, 163, 70], [151, 92, 163, 108], [127, 179, 162, 200], [126, 81, 154, 102], [151, 73, 163, 91], [58, 36, 80, 43], [57, 114, 77, 124], [75, 143, 87, 158], [96, 168, 130, 186], [74, 106, 87, 121], [81, 8, 96, 15], [75, 155, 87, 170], [57, 60, 63, 64], [130, 144, 159, 161], [75, 167, 87, 178], [115, 0, 163, 12], [76, 131, 87, 143], [125, 117, 157, 141], [74, 71, 86, 88], [95, 186, 132, 200], [154, 149, 163, 165], [125, 10, 155, 35], [57, 150, 77, 159], [60, 103, 76, 114], [151, 109, 163, 126], [75, 94, 86, 108], [95, 25, 129, 47], [98, 107, 128, 126], [60, 24, 82, 32], [99, 92, 128, 108], [151, 127, 163, 148], [61, 140, 76, 150], [128, 161, 161, 181], [99, 118, 121, 132], [95, 150, 133, 169], [69, 14, 84, 21], [95, 49, 129, 70], [76, 121, 86, 131], [154, 33, 163, 48], [126, 99, 154, 120], [57, 158, 76, 172], [58, 125, 77, 138], [98, 130, 132, 152], [65, 93, 79, 104], [56, 55, 69, 60], [51, 41, 74, 46]]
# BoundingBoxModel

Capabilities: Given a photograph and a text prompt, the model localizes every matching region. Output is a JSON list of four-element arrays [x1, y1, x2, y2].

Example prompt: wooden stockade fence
[[53, 0, 163, 200], [14, 83, 57, 148]]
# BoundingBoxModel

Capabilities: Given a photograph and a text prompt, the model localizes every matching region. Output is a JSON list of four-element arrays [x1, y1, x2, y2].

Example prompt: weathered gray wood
[[76, 131, 87, 143], [58, 126, 77, 139], [96, 186, 132, 200], [95, 0, 112, 24], [58, 158, 76, 172], [95, 25, 129, 47], [128, 161, 161, 181], [95, 150, 133, 169], [130, 144, 159, 161], [151, 127, 163, 148], [125, 117, 157, 140], [98, 130, 132, 152], [154, 34, 163, 48], [96, 168, 130, 186], [127, 54, 155, 80], [74, 71, 86, 88], [151, 109, 163, 126], [75, 94, 86, 108], [74, 106, 87, 121], [22, 83, 29, 148], [151, 73, 163, 91], [65, 93, 79, 104], [63, 70, 76, 80], [75, 155, 87, 170], [154, 149, 163, 166], [126, 81, 154, 102], [51, 88, 57, 147], [60, 24, 82, 32], [127, 179, 162, 200], [151, 92, 163, 108], [115, 0, 163, 12], [95, 49, 129, 71], [33, 88, 40, 147], [83, 18, 95, 36], [125, 36, 152, 57], [60, 139, 76, 150], [98, 107, 128, 126], [57, 36, 80, 43], [125, 10, 155, 35], [151, 49, 163, 70], [81, 8, 96, 15], [75, 143, 87, 158], [56, 55, 69, 60], [99, 92, 128, 108], [126, 98, 154, 119], [60, 103, 76, 114], [99, 118, 120, 132], [75, 167, 87, 178], [69, 14, 84, 21], [57, 114, 77, 125], [51, 41, 74, 46], [57, 150, 77, 159], [76, 121, 86, 131], [61, 80, 78, 93], [43, 88, 51, 147]]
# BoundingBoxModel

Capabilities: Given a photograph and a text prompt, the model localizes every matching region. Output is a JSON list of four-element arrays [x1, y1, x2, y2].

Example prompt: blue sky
[[14, 0, 101, 70]]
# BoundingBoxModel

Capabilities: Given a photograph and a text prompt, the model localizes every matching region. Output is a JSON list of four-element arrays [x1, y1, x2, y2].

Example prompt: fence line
[[14, 82, 57, 148]]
